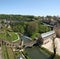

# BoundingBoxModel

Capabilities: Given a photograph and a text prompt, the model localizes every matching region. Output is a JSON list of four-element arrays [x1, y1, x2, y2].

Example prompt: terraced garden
[[2, 45, 9, 59], [2, 44, 20, 59], [0, 32, 18, 42]]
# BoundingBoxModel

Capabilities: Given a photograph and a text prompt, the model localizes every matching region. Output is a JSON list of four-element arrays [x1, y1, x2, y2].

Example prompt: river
[[25, 46, 50, 59], [21, 36, 50, 59]]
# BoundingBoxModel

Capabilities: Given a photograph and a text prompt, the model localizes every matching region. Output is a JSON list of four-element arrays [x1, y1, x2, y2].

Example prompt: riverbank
[[41, 46, 60, 59]]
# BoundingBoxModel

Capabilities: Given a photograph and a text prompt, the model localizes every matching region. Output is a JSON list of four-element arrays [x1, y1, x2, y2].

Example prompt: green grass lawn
[[2, 45, 9, 59], [7, 47, 15, 59], [2, 44, 16, 59], [0, 32, 18, 42]]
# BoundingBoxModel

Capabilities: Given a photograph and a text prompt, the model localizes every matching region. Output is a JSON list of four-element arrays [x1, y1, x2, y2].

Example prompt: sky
[[0, 0, 60, 16]]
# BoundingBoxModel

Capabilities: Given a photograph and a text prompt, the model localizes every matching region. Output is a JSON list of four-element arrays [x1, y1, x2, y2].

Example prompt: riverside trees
[[11, 21, 51, 40]]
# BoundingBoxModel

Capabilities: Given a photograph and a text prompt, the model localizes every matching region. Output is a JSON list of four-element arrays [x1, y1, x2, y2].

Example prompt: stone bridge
[[24, 41, 36, 48]]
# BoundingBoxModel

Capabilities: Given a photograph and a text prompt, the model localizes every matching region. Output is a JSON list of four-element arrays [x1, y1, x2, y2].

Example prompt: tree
[[26, 22, 39, 37], [39, 24, 51, 33], [18, 25, 25, 34], [11, 23, 25, 34]]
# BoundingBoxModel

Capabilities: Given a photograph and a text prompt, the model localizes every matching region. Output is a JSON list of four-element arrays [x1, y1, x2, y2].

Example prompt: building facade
[[41, 30, 56, 44]]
